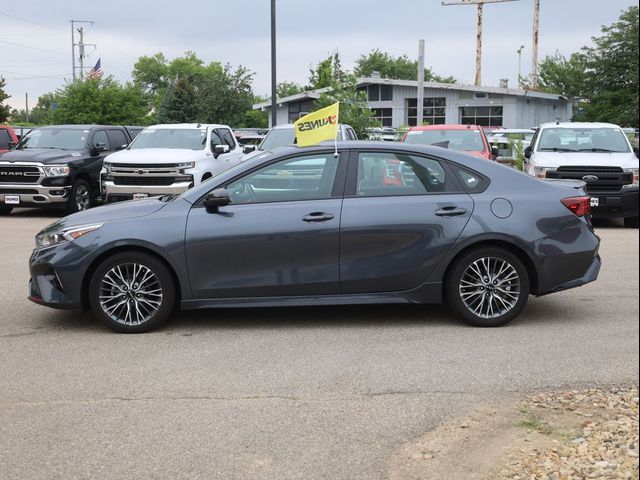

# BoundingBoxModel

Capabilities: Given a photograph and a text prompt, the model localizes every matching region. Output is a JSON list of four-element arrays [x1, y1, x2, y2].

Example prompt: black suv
[[0, 125, 137, 214]]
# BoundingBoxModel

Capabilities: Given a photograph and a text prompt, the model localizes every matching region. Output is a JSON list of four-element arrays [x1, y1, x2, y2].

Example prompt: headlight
[[623, 168, 639, 186], [533, 166, 556, 179], [43, 165, 70, 177], [35, 224, 103, 249], [177, 161, 196, 170], [103, 161, 112, 174]]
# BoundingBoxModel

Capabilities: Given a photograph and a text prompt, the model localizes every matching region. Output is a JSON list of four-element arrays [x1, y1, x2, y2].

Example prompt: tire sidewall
[[445, 247, 530, 327], [88, 252, 176, 333], [67, 179, 92, 214]]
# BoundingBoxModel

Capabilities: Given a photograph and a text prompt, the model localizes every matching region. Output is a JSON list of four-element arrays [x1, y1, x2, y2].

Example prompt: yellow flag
[[294, 102, 339, 147]]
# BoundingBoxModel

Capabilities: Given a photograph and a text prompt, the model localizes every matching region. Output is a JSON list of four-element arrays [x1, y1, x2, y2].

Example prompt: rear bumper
[[589, 188, 638, 219], [0, 183, 70, 207], [537, 252, 601, 297]]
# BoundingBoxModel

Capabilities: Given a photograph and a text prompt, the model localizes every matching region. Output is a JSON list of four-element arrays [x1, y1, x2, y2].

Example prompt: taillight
[[561, 196, 591, 217]]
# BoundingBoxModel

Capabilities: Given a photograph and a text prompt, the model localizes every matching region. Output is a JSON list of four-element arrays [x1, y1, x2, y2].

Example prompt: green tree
[[309, 53, 346, 89], [354, 49, 456, 83], [0, 77, 11, 122], [159, 77, 198, 123], [54, 77, 151, 125], [276, 81, 304, 98], [9, 92, 58, 125], [536, 52, 589, 97]]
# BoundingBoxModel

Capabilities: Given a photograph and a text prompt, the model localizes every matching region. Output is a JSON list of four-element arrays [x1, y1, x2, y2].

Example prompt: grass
[[517, 409, 555, 436]]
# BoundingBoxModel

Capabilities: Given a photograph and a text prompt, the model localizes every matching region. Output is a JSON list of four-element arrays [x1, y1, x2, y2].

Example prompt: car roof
[[270, 123, 351, 130], [146, 123, 230, 129], [409, 124, 482, 131], [539, 122, 623, 129], [36, 125, 118, 130]]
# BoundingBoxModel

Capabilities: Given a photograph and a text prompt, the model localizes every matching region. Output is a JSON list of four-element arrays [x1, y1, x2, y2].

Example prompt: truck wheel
[[68, 179, 92, 213], [624, 216, 639, 228], [88, 251, 176, 333], [0, 206, 13, 215], [445, 247, 530, 327]]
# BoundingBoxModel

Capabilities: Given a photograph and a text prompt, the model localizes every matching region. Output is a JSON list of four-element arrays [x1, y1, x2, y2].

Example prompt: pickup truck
[[524, 122, 639, 228], [100, 123, 243, 203], [0, 125, 19, 156], [0, 125, 134, 214]]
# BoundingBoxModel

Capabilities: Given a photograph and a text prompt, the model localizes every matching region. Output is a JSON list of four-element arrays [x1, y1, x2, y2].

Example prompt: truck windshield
[[259, 127, 345, 151], [538, 128, 630, 153], [16, 129, 88, 150], [129, 128, 207, 150], [404, 129, 485, 152]]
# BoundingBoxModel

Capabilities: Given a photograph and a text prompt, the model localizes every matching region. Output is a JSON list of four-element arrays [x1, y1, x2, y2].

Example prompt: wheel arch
[[81, 245, 182, 310]]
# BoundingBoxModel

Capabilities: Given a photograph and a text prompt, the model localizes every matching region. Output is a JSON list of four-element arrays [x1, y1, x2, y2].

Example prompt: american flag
[[87, 58, 103, 79]]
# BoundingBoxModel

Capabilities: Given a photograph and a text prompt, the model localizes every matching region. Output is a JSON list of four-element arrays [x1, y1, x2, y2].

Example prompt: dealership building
[[254, 74, 572, 129]]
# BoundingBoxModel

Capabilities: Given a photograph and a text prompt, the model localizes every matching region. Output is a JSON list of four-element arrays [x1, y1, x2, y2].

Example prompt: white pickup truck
[[100, 123, 243, 202]]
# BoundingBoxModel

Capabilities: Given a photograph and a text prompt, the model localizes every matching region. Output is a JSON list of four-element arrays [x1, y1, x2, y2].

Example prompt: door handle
[[435, 206, 467, 217], [302, 212, 335, 222]]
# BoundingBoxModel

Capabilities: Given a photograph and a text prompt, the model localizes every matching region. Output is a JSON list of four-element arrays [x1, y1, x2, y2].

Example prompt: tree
[[535, 52, 589, 97], [276, 81, 304, 98], [309, 53, 346, 89], [159, 77, 198, 123], [354, 49, 456, 83], [53, 77, 151, 125], [9, 92, 57, 125], [0, 77, 11, 123]]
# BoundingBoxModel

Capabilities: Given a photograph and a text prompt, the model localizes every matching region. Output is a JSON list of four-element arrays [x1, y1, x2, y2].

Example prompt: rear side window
[[107, 129, 128, 150], [355, 152, 448, 197], [449, 163, 489, 193]]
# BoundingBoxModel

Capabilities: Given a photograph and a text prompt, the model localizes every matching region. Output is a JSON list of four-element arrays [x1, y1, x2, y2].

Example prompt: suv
[[402, 124, 498, 160], [100, 124, 243, 203], [524, 122, 639, 228], [0, 125, 133, 214], [242, 123, 358, 156], [0, 125, 19, 156]]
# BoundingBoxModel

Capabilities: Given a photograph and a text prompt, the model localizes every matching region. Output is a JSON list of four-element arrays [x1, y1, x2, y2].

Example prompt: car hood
[[106, 148, 206, 164], [466, 150, 488, 159], [532, 151, 638, 169], [0, 148, 85, 164], [40, 198, 168, 234]]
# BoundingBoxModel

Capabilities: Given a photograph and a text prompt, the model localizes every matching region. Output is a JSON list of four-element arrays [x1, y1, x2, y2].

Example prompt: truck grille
[[113, 176, 188, 186], [547, 166, 632, 194], [0, 166, 41, 184]]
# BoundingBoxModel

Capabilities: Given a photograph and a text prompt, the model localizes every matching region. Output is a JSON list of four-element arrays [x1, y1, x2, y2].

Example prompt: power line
[[0, 12, 67, 31], [0, 39, 67, 56]]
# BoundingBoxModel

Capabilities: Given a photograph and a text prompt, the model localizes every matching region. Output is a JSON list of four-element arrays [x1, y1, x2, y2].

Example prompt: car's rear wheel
[[0, 206, 13, 215], [445, 247, 530, 327], [88, 252, 176, 333], [624, 216, 639, 228], [68, 179, 92, 213]]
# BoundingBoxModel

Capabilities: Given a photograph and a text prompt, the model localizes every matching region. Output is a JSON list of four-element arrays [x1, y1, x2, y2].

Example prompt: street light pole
[[270, 0, 277, 127], [517, 44, 525, 79]]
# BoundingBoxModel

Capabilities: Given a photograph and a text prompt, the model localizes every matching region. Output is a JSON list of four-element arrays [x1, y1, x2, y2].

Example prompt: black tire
[[624, 216, 639, 228], [67, 179, 92, 213], [88, 251, 176, 333], [0, 206, 13, 215], [445, 247, 530, 327]]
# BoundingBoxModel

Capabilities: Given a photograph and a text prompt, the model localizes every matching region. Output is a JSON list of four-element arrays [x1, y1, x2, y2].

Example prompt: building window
[[371, 108, 393, 127], [362, 84, 393, 102], [460, 106, 503, 126], [407, 98, 446, 126], [288, 100, 316, 123]]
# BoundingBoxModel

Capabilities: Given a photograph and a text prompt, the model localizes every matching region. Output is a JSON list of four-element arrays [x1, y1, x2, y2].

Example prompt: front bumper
[[0, 183, 70, 207], [589, 187, 639, 219], [102, 179, 193, 202]]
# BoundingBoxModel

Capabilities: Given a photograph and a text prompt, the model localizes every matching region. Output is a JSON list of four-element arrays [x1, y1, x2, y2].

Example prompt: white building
[[254, 75, 572, 129]]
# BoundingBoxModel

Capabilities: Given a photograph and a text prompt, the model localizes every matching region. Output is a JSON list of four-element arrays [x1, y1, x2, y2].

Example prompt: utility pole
[[25, 93, 29, 124], [417, 40, 425, 126], [517, 44, 525, 79], [442, 0, 521, 86], [531, 0, 540, 88], [70, 20, 95, 81], [270, 0, 277, 128]]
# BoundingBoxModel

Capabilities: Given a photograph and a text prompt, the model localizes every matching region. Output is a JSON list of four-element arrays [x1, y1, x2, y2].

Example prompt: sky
[[1, 0, 638, 111]]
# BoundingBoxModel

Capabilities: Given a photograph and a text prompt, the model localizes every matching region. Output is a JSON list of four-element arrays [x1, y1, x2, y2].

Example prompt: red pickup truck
[[402, 124, 498, 160], [0, 125, 19, 156]]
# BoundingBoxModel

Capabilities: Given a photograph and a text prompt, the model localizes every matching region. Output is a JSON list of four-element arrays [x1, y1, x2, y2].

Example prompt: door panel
[[185, 199, 341, 298]]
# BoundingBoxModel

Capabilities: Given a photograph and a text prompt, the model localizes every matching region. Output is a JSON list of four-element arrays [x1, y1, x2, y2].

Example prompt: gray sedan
[[28, 142, 601, 333]]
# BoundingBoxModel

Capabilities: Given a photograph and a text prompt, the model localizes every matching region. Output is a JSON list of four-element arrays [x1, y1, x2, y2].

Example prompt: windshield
[[538, 127, 630, 153], [404, 129, 485, 152], [16, 128, 88, 150], [259, 126, 344, 150], [129, 128, 207, 150]]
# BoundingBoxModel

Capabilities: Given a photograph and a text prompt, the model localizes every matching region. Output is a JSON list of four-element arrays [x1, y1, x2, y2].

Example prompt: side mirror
[[213, 144, 230, 158], [92, 142, 108, 155], [491, 146, 499, 159], [524, 146, 533, 159], [118, 143, 128, 151], [203, 188, 230, 211], [243, 145, 256, 154]]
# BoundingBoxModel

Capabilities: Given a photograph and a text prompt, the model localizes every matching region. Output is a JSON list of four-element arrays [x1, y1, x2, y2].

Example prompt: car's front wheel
[[68, 179, 92, 213], [445, 247, 530, 327], [0, 206, 13, 215], [88, 252, 176, 333]]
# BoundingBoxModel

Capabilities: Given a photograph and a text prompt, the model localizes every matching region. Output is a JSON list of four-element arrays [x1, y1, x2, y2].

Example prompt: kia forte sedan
[[28, 142, 601, 333]]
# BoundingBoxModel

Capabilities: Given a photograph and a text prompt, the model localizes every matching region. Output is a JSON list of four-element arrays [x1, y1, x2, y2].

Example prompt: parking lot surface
[[0, 210, 638, 480]]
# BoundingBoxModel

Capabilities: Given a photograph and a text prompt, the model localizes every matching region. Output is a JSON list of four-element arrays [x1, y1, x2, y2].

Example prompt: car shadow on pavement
[[6, 208, 65, 219]]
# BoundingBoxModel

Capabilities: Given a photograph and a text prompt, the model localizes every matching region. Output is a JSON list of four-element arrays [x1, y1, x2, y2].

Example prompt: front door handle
[[435, 206, 467, 217], [302, 212, 335, 222]]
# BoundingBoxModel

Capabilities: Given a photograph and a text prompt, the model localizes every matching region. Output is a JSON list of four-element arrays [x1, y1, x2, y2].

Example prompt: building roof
[[253, 77, 567, 110]]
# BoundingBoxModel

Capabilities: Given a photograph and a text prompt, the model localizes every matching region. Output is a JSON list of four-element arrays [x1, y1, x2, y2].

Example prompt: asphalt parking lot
[[0, 209, 638, 480]]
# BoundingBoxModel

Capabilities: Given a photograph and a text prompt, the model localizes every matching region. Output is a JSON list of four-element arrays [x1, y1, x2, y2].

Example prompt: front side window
[[537, 127, 630, 153], [16, 128, 88, 151], [129, 128, 207, 150], [404, 129, 485, 153], [92, 131, 110, 150], [355, 152, 447, 197], [226, 153, 340, 204]]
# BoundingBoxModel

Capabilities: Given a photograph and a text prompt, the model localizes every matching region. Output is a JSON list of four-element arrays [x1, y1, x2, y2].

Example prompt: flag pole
[[334, 102, 339, 157]]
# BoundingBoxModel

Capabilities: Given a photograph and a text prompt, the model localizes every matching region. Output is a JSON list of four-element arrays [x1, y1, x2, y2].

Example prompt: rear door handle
[[435, 206, 467, 217], [302, 212, 335, 222]]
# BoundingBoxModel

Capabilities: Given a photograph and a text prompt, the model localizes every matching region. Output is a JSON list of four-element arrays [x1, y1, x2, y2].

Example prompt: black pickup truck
[[0, 125, 137, 214]]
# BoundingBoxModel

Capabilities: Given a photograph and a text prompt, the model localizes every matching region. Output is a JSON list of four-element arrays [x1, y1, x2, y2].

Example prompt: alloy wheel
[[75, 184, 90, 211]]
